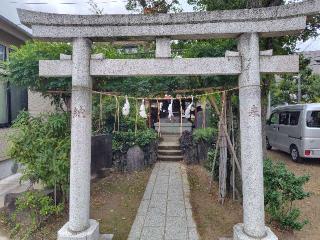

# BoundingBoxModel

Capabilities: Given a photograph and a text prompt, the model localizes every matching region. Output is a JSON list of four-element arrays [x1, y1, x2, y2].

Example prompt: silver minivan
[[266, 103, 320, 162]]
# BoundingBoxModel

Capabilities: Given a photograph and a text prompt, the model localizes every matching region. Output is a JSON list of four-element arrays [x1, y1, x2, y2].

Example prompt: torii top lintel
[[18, 0, 320, 41]]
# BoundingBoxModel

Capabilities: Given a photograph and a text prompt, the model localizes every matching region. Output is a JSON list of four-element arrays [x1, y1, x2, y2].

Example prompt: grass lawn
[[0, 168, 151, 240], [188, 150, 320, 240]]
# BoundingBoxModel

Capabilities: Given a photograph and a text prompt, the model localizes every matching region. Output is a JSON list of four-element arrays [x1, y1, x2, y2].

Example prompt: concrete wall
[[0, 158, 18, 180], [0, 128, 11, 162], [28, 90, 56, 116], [0, 128, 18, 180]]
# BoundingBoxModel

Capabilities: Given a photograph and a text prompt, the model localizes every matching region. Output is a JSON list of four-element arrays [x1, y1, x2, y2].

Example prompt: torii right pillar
[[234, 33, 277, 240]]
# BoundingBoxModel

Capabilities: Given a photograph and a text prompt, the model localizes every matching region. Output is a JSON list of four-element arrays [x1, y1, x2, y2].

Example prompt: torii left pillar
[[58, 37, 111, 240]]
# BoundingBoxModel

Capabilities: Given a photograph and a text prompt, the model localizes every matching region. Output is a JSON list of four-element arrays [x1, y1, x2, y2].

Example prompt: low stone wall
[[179, 131, 212, 165]]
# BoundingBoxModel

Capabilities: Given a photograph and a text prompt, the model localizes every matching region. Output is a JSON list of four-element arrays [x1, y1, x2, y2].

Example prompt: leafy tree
[[5, 41, 71, 109], [272, 55, 320, 105], [126, 0, 180, 13], [6, 41, 71, 92], [188, 0, 246, 11]]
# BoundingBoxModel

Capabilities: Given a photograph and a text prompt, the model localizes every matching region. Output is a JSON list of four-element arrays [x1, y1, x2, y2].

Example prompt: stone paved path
[[128, 162, 199, 240]]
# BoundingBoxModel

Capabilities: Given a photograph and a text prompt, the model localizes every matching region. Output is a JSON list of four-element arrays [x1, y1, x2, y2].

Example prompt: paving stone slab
[[165, 216, 188, 239], [137, 200, 150, 216], [128, 162, 199, 240], [141, 227, 165, 240], [128, 216, 145, 239], [144, 207, 166, 227], [188, 228, 199, 240], [167, 201, 186, 217]]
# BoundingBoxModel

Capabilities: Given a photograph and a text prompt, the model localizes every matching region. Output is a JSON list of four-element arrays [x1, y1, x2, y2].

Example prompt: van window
[[269, 113, 279, 124], [279, 112, 288, 125], [306, 111, 320, 128], [289, 111, 300, 125]]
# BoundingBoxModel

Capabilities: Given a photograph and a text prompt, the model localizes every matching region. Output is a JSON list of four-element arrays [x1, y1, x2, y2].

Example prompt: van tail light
[[305, 150, 311, 156]]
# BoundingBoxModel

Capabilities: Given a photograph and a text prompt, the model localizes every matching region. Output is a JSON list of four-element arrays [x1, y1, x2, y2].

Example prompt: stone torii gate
[[18, 1, 319, 239]]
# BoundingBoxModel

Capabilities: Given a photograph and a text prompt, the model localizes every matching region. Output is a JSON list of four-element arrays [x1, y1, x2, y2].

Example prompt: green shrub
[[112, 129, 158, 153], [8, 112, 71, 198], [10, 191, 63, 240], [205, 148, 219, 175], [264, 159, 310, 230], [192, 127, 217, 144]]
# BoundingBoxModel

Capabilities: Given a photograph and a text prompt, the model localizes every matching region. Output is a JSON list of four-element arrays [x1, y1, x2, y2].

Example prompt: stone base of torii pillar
[[58, 220, 113, 240], [234, 224, 277, 240]]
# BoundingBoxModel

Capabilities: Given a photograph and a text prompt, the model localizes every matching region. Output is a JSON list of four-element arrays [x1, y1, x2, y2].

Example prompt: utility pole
[[297, 75, 301, 103]]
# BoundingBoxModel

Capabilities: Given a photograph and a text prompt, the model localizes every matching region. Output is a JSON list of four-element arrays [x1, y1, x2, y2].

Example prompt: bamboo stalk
[[208, 95, 242, 176], [209, 130, 221, 192], [218, 92, 228, 204]]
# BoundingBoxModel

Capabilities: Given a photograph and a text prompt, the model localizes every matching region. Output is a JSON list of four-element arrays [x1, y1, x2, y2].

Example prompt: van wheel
[[266, 138, 272, 150], [290, 145, 302, 163]]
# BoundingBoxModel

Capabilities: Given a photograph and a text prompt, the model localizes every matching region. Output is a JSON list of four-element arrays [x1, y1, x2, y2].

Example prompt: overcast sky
[[0, 0, 319, 51]]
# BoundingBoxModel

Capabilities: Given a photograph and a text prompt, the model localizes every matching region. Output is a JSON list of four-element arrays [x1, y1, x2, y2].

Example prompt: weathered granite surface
[[18, 1, 319, 26], [23, 17, 307, 40], [234, 224, 278, 240], [68, 37, 93, 233], [39, 55, 299, 77], [17, 1, 320, 40], [237, 33, 268, 238], [58, 219, 113, 240]]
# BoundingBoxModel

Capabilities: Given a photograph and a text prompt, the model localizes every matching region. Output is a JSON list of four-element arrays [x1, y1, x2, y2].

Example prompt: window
[[306, 111, 320, 128], [0, 45, 7, 126], [0, 45, 6, 61], [0, 45, 27, 128], [269, 112, 279, 124], [279, 112, 289, 125], [289, 111, 300, 125]]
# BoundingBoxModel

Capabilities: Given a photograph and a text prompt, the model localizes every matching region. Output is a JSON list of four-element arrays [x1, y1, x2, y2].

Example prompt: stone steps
[[158, 134, 182, 161], [158, 145, 180, 151], [158, 155, 183, 161], [158, 149, 182, 156], [161, 136, 180, 142]]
